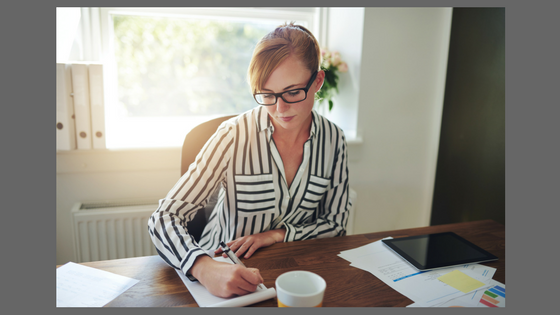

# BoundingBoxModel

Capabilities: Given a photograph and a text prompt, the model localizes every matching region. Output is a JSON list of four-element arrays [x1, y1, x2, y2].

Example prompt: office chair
[[181, 115, 237, 243]]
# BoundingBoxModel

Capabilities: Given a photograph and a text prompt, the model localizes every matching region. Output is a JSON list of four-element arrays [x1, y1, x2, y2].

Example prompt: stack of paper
[[338, 237, 505, 307]]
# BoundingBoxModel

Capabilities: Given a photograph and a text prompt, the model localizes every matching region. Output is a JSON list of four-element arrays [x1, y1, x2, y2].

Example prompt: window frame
[[96, 7, 321, 149]]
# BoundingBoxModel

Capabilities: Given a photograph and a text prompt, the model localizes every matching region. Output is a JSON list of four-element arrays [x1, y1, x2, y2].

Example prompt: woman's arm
[[189, 255, 264, 298], [149, 121, 258, 297], [214, 228, 286, 259]]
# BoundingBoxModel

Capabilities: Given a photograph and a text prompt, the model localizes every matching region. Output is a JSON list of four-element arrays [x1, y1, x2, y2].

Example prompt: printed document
[[339, 238, 496, 307], [407, 279, 505, 307]]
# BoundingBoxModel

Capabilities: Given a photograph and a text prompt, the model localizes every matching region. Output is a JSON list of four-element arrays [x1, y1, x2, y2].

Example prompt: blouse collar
[[255, 106, 319, 141]]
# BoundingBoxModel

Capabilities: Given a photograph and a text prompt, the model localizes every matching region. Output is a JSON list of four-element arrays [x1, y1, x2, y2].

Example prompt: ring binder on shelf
[[88, 63, 106, 149], [71, 63, 93, 150], [56, 63, 77, 150]]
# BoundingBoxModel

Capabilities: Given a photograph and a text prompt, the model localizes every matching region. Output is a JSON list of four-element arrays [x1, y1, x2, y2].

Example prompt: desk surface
[[58, 219, 505, 307]]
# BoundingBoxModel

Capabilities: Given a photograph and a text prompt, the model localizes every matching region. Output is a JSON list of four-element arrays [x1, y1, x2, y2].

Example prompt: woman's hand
[[190, 255, 264, 298], [215, 228, 286, 259]]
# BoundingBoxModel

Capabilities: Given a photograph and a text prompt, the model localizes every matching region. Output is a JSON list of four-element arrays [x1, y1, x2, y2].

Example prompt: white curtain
[[56, 7, 102, 62]]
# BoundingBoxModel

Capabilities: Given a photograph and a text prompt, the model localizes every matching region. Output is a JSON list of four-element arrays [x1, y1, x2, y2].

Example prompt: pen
[[219, 241, 266, 290]]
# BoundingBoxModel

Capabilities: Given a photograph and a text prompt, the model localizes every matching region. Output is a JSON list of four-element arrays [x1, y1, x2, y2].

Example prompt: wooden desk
[[58, 219, 505, 307]]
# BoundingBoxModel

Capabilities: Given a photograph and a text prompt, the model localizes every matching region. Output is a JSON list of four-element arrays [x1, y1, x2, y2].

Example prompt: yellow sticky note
[[437, 270, 486, 293]]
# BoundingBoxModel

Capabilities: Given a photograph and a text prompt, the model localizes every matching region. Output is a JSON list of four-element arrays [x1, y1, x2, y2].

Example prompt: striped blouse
[[148, 106, 351, 276]]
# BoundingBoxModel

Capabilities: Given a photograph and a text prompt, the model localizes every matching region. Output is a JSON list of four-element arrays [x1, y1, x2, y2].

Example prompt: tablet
[[382, 232, 498, 271]]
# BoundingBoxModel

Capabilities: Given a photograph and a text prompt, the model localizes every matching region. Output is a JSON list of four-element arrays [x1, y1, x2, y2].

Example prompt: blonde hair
[[247, 22, 321, 94]]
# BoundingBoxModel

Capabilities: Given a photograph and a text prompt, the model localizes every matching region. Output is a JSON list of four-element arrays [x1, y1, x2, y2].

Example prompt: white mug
[[275, 270, 326, 307]]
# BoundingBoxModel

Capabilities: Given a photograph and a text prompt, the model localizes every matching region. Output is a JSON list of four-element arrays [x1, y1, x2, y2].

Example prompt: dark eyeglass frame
[[253, 71, 318, 106]]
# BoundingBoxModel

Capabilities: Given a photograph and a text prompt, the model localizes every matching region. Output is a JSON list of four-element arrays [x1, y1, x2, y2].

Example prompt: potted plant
[[316, 48, 348, 111]]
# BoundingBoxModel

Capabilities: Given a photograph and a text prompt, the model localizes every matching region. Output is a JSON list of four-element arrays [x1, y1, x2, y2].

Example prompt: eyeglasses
[[253, 71, 318, 106]]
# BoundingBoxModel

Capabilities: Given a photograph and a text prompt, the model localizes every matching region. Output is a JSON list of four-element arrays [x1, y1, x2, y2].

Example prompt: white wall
[[322, 8, 364, 140], [348, 8, 452, 234], [56, 7, 452, 265]]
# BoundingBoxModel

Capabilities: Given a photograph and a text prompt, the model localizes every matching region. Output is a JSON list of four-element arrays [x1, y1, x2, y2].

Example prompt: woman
[[148, 22, 351, 298]]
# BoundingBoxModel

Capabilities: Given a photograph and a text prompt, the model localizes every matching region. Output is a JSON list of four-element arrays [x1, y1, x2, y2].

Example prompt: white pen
[[219, 241, 266, 290]]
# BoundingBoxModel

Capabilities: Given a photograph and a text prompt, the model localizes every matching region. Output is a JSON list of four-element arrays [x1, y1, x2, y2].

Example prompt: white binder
[[56, 63, 77, 150], [88, 63, 106, 149], [71, 63, 93, 150]]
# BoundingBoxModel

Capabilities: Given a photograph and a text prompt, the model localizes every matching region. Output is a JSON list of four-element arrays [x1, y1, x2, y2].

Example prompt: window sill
[[57, 135, 362, 174], [56, 147, 182, 174], [347, 135, 363, 146]]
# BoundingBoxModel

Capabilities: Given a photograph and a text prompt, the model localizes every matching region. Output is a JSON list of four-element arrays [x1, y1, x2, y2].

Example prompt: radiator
[[71, 201, 159, 263], [71, 189, 357, 262]]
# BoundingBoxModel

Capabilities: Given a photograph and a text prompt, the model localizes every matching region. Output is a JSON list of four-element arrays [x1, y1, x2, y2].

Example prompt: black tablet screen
[[382, 232, 497, 270]]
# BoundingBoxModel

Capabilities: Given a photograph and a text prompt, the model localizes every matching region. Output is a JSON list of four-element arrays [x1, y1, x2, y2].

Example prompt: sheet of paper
[[407, 285, 489, 307], [56, 262, 139, 307], [175, 256, 277, 307], [437, 270, 486, 293], [338, 238, 495, 306], [434, 288, 488, 307], [477, 280, 506, 307], [408, 279, 505, 307]]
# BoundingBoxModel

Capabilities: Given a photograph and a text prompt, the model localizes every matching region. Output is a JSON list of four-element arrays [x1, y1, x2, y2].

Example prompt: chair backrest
[[181, 115, 237, 242], [181, 115, 237, 176]]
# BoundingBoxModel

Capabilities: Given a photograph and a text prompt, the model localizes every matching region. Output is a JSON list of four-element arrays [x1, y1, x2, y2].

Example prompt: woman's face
[[260, 56, 324, 134]]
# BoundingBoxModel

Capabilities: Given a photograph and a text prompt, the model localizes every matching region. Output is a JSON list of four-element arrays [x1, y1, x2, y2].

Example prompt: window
[[98, 8, 319, 149]]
